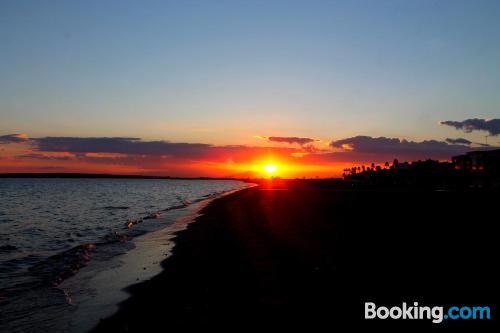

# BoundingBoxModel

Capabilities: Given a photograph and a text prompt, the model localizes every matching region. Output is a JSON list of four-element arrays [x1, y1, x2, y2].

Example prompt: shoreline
[[65, 183, 255, 332], [93, 181, 497, 330], [64, 183, 254, 332]]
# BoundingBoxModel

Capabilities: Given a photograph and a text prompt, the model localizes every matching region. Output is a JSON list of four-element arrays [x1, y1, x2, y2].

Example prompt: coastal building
[[453, 149, 500, 189], [452, 149, 500, 173]]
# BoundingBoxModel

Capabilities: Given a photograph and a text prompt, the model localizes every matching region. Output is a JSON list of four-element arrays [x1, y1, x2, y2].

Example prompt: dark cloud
[[328, 135, 485, 161], [21, 135, 497, 165], [445, 138, 472, 145], [440, 118, 500, 136], [5, 134, 498, 174], [32, 137, 212, 158], [257, 136, 317, 145], [0, 134, 29, 144], [19, 153, 72, 161], [26, 137, 298, 164], [330, 136, 465, 154]]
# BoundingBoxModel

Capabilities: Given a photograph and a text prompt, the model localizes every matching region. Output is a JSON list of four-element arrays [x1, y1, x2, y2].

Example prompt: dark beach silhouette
[[93, 176, 498, 330]]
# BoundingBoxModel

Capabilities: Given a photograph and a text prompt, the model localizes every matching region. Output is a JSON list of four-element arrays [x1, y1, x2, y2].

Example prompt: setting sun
[[263, 164, 278, 174]]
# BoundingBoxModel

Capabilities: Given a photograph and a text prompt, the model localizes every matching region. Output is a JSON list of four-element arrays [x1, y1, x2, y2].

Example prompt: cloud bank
[[445, 138, 472, 145], [440, 118, 500, 136], [1, 133, 498, 177], [32, 137, 212, 159], [0, 134, 29, 144], [255, 136, 317, 145], [328, 135, 482, 162]]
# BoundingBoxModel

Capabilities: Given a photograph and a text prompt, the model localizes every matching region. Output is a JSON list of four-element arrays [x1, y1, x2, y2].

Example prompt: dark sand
[[94, 180, 497, 330]]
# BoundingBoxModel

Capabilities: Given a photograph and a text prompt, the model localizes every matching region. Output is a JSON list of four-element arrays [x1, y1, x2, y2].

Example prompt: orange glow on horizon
[[0, 141, 360, 178]]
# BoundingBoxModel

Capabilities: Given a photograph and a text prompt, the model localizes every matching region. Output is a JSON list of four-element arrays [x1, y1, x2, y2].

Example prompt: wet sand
[[94, 180, 497, 330]]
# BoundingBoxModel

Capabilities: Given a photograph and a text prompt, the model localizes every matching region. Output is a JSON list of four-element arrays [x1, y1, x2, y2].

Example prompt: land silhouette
[[93, 151, 499, 330]]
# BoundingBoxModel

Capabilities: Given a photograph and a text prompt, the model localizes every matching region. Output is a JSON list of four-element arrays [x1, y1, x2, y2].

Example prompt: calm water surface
[[0, 178, 248, 332]]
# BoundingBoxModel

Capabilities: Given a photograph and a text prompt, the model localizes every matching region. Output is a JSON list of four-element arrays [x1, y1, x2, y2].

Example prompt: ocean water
[[0, 178, 249, 332]]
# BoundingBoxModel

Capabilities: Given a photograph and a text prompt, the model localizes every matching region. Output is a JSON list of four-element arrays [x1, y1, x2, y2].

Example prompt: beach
[[94, 180, 497, 330]]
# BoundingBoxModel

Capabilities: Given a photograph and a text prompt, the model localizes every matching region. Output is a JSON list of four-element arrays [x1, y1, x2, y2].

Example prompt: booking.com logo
[[365, 302, 491, 324]]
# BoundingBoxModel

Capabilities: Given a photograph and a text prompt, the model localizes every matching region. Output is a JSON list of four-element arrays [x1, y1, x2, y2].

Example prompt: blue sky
[[1, 0, 500, 146]]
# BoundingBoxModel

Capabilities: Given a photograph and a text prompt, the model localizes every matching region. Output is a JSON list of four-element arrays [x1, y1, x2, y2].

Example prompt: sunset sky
[[1, 0, 499, 177]]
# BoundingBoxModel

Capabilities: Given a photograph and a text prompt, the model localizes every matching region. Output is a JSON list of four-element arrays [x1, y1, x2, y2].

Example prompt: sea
[[0, 178, 250, 332]]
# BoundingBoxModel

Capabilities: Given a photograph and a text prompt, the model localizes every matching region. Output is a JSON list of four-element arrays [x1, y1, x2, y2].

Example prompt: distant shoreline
[[0, 173, 248, 180]]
